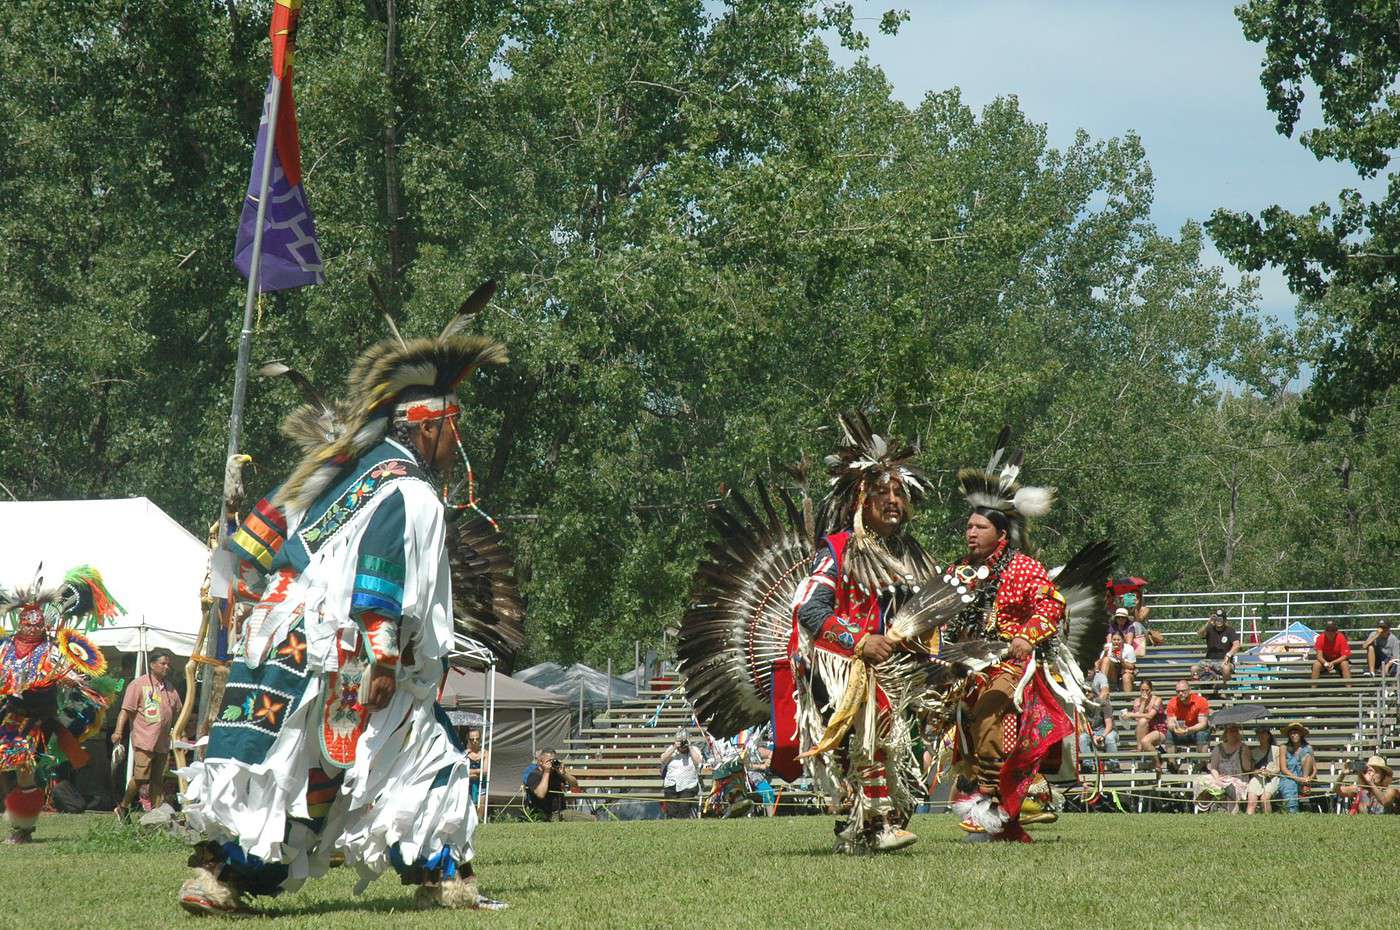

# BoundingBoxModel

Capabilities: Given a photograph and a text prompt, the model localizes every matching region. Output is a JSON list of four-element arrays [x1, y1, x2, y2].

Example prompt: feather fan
[[1049, 539, 1116, 671], [677, 482, 813, 738]]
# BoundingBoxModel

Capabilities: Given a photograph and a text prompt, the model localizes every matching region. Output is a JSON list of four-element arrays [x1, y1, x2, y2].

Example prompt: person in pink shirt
[[111, 650, 182, 820]]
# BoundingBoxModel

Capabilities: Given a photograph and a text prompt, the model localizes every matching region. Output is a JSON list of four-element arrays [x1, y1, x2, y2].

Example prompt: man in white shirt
[[659, 729, 704, 818]]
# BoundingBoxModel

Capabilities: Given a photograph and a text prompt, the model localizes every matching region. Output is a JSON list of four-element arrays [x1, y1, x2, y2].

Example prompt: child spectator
[[1097, 630, 1136, 691]]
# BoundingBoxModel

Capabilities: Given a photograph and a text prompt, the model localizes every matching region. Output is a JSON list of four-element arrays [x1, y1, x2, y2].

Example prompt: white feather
[[1013, 484, 1055, 517], [951, 793, 1009, 833]]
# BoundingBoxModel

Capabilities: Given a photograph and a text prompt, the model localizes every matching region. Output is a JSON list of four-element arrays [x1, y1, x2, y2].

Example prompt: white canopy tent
[[0, 497, 207, 655]]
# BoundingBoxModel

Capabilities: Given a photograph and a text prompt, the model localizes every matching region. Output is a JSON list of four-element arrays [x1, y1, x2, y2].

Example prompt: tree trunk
[[381, 0, 403, 311], [1219, 465, 1239, 583]]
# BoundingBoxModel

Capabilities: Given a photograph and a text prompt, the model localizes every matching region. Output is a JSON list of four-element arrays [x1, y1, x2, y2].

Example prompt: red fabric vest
[[787, 531, 884, 659]]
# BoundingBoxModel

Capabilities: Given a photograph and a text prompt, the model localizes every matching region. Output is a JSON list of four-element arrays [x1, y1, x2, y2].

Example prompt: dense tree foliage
[[3, 1, 1397, 665], [1208, 0, 1400, 425]]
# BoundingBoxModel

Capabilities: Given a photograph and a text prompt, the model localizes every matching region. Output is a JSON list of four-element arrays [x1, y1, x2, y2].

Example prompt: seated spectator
[[1107, 607, 1144, 656], [1335, 756, 1399, 814], [1097, 631, 1136, 691], [1193, 723, 1251, 812], [1246, 726, 1281, 814], [1362, 619, 1399, 678], [1277, 722, 1316, 813], [1121, 679, 1167, 765], [1078, 678, 1118, 766], [523, 748, 578, 821], [1128, 596, 1163, 654], [1166, 679, 1210, 758], [659, 729, 705, 819], [1194, 610, 1240, 686], [1309, 621, 1352, 680]]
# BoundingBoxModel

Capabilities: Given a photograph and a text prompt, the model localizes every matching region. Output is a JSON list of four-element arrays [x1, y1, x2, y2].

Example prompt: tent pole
[[606, 657, 612, 714], [482, 661, 495, 822], [125, 625, 149, 794], [530, 707, 536, 757]]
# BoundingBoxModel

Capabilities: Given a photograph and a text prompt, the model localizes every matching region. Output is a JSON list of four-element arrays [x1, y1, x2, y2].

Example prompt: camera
[[677, 738, 690, 751], [1351, 759, 1369, 775]]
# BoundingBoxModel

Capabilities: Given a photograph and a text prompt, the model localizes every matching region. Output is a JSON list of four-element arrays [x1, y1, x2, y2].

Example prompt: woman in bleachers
[[1193, 723, 1252, 812], [1121, 680, 1167, 768], [1245, 726, 1281, 814], [1277, 722, 1317, 813]]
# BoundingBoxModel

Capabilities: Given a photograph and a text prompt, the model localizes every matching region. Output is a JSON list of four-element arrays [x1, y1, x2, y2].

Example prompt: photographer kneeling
[[523, 748, 578, 822], [1335, 756, 1399, 815], [660, 729, 704, 819]]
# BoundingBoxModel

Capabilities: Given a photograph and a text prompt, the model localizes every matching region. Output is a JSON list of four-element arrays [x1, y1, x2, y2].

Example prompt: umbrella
[[1108, 576, 1149, 595], [1211, 704, 1271, 727]]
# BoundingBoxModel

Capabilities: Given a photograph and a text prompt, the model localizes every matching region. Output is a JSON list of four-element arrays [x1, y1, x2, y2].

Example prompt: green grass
[[1, 812, 1394, 929]]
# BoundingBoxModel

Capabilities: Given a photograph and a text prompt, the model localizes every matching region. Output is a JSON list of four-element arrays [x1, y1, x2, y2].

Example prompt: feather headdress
[[275, 280, 508, 512], [0, 565, 123, 631], [958, 425, 1055, 552], [819, 410, 936, 594], [258, 361, 355, 452]]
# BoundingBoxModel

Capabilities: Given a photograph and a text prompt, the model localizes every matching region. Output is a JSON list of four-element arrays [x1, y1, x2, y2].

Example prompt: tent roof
[[514, 661, 636, 703], [0, 497, 207, 655], [441, 667, 569, 709]]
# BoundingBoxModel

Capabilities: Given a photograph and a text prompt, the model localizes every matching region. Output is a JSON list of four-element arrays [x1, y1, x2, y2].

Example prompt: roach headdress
[[958, 426, 1055, 552], [819, 410, 935, 594], [0, 566, 122, 678], [275, 280, 508, 513], [0, 566, 123, 633]]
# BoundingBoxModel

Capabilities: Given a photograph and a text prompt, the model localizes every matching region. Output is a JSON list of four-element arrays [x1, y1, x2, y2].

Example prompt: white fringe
[[951, 793, 1009, 834], [1011, 654, 1037, 711]]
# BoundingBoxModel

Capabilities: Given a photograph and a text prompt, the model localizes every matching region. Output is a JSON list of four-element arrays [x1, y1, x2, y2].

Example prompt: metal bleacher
[[555, 587, 1400, 814], [558, 675, 707, 799], [1086, 649, 1400, 809]]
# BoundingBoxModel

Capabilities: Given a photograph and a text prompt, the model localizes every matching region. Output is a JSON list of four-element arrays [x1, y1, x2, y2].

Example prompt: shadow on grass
[[262, 881, 552, 917], [260, 898, 410, 917]]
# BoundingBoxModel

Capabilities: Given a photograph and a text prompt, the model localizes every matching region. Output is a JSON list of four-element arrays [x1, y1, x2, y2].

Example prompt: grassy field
[[0, 812, 1394, 929]]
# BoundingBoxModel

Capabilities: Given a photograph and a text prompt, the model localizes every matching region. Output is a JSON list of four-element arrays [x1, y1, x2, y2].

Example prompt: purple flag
[[233, 77, 325, 291]]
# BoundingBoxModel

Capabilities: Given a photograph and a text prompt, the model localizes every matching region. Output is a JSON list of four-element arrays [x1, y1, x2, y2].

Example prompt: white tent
[[0, 497, 208, 655]]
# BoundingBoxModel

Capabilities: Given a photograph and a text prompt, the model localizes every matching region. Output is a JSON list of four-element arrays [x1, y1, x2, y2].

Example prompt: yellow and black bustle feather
[[448, 510, 525, 669]]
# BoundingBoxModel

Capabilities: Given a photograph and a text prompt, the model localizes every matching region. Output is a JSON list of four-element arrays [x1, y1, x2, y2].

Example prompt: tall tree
[[1, 1, 1306, 665], [1207, 0, 1400, 426]]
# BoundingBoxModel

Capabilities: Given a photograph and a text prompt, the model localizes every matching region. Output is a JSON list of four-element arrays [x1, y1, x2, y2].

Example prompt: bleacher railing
[[1141, 587, 1400, 643]]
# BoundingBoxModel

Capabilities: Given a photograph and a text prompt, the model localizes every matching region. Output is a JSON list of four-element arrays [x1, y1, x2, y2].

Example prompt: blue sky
[[825, 0, 1387, 325]]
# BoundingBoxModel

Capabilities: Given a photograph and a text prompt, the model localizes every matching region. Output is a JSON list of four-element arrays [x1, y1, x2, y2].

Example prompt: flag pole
[[194, 75, 286, 732], [225, 73, 284, 484]]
